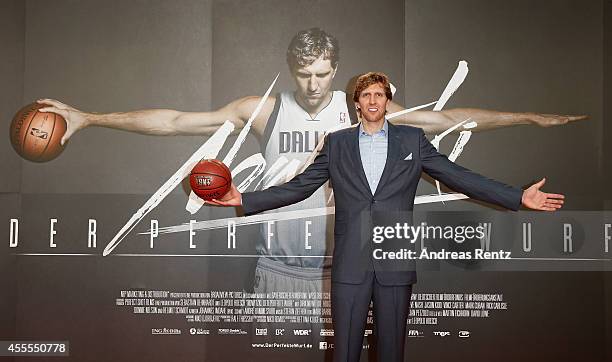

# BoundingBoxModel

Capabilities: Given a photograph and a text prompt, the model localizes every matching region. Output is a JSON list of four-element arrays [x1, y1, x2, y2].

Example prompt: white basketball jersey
[[257, 91, 351, 268]]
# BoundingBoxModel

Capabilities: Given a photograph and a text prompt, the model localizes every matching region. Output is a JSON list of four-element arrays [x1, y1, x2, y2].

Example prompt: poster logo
[[151, 328, 181, 335], [433, 331, 451, 337], [190, 328, 209, 335], [320, 329, 334, 336], [319, 342, 334, 350], [407, 329, 424, 337], [293, 329, 311, 336], [458, 330, 470, 338], [218, 328, 247, 335]]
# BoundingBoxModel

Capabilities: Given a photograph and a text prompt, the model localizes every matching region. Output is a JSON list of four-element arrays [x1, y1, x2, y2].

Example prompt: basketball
[[189, 159, 232, 201], [9, 102, 67, 162]]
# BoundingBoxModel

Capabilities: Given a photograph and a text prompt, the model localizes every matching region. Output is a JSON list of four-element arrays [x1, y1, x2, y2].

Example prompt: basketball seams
[[192, 171, 229, 182], [36, 112, 56, 161], [11, 107, 30, 148], [20, 108, 37, 152], [197, 185, 228, 192], [211, 160, 232, 178]]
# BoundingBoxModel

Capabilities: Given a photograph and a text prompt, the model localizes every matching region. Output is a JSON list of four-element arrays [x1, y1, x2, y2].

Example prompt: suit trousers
[[332, 272, 413, 362]]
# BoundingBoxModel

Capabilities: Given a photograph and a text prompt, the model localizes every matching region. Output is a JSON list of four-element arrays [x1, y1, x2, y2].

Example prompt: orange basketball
[[9, 102, 67, 162], [189, 159, 232, 201]]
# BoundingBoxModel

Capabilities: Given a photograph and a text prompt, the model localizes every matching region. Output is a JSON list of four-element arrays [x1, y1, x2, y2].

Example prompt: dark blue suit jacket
[[242, 122, 522, 286]]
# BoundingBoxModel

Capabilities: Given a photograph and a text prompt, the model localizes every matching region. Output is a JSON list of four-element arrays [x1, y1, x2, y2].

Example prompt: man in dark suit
[[209, 72, 564, 361]]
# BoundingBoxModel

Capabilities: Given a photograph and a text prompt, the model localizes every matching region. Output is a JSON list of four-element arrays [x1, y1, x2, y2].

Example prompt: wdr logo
[[293, 329, 311, 336]]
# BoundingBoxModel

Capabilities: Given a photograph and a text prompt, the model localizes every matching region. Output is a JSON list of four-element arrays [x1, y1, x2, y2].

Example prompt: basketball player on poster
[[36, 28, 583, 327]]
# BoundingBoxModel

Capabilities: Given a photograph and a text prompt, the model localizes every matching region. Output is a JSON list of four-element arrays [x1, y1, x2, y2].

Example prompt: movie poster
[[1, 0, 610, 361]]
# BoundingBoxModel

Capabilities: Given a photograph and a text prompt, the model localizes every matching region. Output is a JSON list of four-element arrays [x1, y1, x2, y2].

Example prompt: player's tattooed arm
[[37, 96, 273, 144], [386, 101, 587, 135]]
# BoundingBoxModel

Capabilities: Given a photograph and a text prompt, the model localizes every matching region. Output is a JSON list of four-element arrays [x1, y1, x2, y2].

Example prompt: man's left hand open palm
[[521, 178, 564, 211]]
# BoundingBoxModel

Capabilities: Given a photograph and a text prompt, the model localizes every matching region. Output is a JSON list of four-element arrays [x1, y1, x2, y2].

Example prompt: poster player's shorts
[[254, 257, 331, 293], [251, 257, 332, 345]]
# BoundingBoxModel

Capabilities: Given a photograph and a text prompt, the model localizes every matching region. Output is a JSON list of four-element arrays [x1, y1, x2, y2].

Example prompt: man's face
[[292, 56, 337, 108], [356, 83, 389, 123]]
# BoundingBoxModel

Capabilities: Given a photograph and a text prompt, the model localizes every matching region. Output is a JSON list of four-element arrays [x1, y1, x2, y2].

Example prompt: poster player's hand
[[529, 113, 588, 127], [206, 182, 242, 207], [37, 98, 90, 146], [521, 178, 564, 211]]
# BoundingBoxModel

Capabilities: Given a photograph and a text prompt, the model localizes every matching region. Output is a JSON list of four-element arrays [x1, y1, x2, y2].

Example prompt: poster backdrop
[[1, 0, 610, 361]]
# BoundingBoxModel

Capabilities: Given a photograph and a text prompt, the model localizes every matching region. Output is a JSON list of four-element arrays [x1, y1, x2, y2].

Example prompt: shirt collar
[[359, 119, 388, 137]]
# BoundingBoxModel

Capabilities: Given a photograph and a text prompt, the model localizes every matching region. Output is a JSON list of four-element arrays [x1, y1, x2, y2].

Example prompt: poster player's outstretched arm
[[386, 101, 588, 135], [36, 96, 273, 145]]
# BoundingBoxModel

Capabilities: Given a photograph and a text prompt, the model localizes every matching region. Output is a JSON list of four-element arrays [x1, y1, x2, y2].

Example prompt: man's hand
[[205, 182, 242, 207], [37, 99, 90, 146], [529, 113, 588, 127], [521, 178, 564, 211]]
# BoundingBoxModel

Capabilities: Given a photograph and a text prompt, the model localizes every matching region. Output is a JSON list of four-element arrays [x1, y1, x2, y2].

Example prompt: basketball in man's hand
[[9, 102, 67, 162], [189, 159, 232, 201]]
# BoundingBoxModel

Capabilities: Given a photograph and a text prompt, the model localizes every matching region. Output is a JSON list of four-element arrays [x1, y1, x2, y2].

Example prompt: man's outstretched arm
[[207, 136, 332, 214], [36, 96, 270, 145], [417, 128, 564, 211], [387, 101, 587, 135]]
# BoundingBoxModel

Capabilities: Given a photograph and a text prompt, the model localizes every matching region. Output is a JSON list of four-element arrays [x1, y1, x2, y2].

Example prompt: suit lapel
[[374, 122, 401, 197], [348, 126, 373, 197]]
